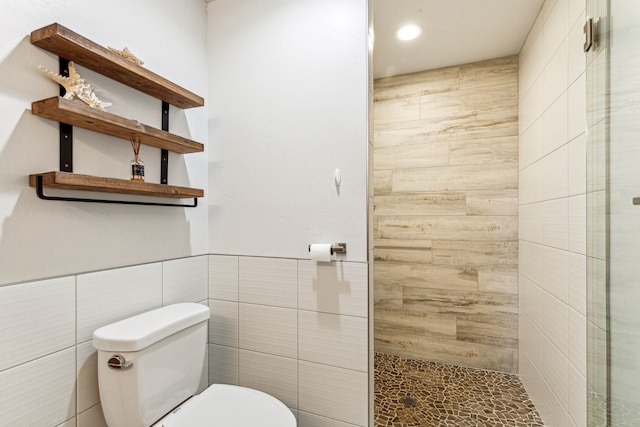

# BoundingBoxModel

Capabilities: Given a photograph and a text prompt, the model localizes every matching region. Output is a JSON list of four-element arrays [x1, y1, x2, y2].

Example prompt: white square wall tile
[[238, 350, 297, 409], [542, 198, 569, 250], [543, 39, 568, 109], [56, 419, 77, 427], [522, 72, 547, 133], [299, 361, 368, 426], [0, 347, 76, 427], [162, 256, 208, 305], [239, 303, 297, 358], [542, 145, 569, 201], [77, 263, 162, 343], [569, 194, 586, 254], [518, 276, 536, 321], [77, 404, 107, 427], [520, 315, 569, 410], [298, 411, 362, 427], [298, 311, 368, 372], [568, 73, 587, 142], [542, 246, 570, 303], [0, 276, 75, 371], [239, 257, 297, 308], [209, 255, 239, 301], [568, 365, 587, 427], [542, 92, 568, 156], [298, 261, 368, 317], [518, 241, 546, 287], [209, 344, 238, 386], [568, 133, 586, 196], [568, 15, 586, 85], [519, 32, 543, 98], [76, 341, 100, 413], [521, 278, 569, 357], [519, 347, 569, 427], [568, 252, 587, 315], [526, 160, 548, 204], [209, 300, 238, 347], [569, 308, 587, 377], [520, 117, 544, 168], [569, 0, 584, 25], [519, 166, 540, 205], [520, 202, 544, 245], [543, 0, 569, 66]]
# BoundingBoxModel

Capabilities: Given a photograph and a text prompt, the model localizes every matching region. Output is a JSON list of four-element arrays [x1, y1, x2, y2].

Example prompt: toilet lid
[[158, 384, 296, 427]]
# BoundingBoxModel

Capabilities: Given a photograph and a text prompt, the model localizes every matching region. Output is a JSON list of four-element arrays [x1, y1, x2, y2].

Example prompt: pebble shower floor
[[374, 352, 545, 426]]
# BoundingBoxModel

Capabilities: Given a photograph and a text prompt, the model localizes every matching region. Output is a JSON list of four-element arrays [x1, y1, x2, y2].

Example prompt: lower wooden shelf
[[29, 171, 203, 198]]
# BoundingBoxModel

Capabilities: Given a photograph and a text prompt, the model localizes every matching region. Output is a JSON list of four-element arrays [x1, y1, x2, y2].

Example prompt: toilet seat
[[156, 384, 296, 427]]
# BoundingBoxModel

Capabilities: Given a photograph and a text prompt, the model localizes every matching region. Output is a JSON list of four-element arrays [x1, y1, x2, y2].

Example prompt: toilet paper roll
[[309, 243, 333, 262]]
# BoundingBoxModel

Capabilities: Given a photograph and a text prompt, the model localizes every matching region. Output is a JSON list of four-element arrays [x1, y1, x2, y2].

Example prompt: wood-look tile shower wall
[[373, 56, 519, 373]]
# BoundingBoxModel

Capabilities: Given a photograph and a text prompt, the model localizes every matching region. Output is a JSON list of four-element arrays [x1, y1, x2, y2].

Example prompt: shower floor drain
[[399, 395, 417, 407]]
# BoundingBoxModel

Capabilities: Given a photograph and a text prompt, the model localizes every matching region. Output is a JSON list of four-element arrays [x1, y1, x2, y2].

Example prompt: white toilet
[[92, 303, 296, 427]]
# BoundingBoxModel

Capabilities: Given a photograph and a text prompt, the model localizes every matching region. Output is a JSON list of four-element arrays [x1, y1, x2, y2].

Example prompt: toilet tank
[[93, 303, 210, 427]]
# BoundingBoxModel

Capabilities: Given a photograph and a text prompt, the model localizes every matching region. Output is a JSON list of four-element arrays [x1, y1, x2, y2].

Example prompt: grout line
[[0, 344, 76, 374]]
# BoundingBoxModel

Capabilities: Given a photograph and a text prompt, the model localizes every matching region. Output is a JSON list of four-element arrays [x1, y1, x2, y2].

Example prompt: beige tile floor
[[374, 352, 544, 426]]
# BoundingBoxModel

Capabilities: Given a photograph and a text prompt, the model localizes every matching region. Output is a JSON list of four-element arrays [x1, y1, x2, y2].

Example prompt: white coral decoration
[[107, 46, 144, 65], [38, 61, 112, 111]]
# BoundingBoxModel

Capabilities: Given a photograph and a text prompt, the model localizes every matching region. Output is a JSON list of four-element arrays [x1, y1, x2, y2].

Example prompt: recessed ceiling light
[[395, 24, 423, 41]]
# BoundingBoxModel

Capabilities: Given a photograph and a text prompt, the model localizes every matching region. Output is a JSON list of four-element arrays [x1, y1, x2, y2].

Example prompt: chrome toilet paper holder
[[308, 243, 347, 255]]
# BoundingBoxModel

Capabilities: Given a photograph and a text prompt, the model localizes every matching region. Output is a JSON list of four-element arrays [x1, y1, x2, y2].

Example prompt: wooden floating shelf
[[29, 171, 204, 199], [32, 97, 204, 154], [31, 23, 204, 109]]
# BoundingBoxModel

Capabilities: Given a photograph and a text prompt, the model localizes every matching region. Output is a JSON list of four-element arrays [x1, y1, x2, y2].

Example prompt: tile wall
[[518, 0, 587, 425], [208, 255, 370, 427], [372, 56, 520, 373], [0, 254, 370, 427], [0, 256, 209, 427]]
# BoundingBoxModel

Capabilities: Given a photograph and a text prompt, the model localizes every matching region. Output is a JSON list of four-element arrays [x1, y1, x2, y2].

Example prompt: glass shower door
[[587, 1, 640, 425]]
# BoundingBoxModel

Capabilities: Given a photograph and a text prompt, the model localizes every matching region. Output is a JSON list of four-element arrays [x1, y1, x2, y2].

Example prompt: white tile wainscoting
[[208, 255, 369, 427], [0, 254, 370, 427], [0, 255, 209, 427]]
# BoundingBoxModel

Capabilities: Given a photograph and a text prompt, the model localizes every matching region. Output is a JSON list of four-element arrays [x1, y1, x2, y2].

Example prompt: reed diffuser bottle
[[130, 136, 144, 182]]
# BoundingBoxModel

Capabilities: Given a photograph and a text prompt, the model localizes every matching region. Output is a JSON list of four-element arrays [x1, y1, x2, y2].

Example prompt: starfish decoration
[[108, 46, 144, 65], [39, 61, 112, 111]]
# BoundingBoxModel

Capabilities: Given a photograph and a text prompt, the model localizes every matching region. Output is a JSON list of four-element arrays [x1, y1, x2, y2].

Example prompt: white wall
[[0, 0, 209, 286], [518, 0, 587, 425], [207, 0, 369, 263]]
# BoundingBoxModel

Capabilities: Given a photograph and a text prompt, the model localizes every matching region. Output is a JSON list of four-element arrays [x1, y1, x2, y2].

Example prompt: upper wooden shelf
[[31, 23, 204, 109], [30, 171, 204, 199], [32, 97, 204, 154]]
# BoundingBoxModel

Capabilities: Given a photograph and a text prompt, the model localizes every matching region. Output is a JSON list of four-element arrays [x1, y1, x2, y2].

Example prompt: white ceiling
[[373, 0, 544, 79]]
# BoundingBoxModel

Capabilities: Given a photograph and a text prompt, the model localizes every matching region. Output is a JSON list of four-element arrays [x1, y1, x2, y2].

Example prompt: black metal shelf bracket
[[59, 57, 73, 172], [34, 175, 198, 208], [160, 101, 169, 184]]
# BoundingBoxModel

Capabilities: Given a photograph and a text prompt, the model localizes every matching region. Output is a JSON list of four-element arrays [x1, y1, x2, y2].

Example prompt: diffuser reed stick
[[130, 136, 144, 182]]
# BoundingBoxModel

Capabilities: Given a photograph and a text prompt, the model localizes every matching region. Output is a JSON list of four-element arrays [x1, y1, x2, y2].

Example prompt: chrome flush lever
[[107, 354, 133, 370]]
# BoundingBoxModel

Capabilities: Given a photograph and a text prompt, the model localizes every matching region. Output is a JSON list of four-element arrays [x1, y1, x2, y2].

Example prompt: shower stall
[[371, 0, 640, 424]]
